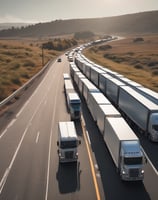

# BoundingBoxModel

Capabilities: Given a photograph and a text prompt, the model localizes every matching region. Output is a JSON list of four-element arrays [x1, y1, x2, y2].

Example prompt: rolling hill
[[0, 10, 158, 37]]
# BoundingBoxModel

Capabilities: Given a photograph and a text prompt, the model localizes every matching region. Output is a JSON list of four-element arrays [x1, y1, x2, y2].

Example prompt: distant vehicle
[[57, 57, 62, 62], [57, 121, 81, 163], [63, 73, 70, 80], [68, 56, 73, 62], [65, 51, 69, 56]]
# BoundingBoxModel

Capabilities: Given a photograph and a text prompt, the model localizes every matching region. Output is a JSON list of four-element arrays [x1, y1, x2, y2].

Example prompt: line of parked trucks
[[74, 52, 158, 142], [57, 36, 158, 181], [70, 61, 146, 181]]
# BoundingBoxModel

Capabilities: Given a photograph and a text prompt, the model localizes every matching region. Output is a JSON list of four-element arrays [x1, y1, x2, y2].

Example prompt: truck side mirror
[[57, 141, 59, 146], [79, 140, 81, 145], [145, 157, 148, 164]]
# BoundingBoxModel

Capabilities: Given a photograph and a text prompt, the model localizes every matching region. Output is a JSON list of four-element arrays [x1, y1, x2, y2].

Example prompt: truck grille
[[129, 169, 139, 177], [74, 111, 80, 116], [65, 151, 74, 159]]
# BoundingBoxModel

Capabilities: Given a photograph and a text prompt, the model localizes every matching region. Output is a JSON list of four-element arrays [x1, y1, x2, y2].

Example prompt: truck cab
[[57, 121, 81, 163], [120, 141, 145, 181], [148, 113, 158, 142]]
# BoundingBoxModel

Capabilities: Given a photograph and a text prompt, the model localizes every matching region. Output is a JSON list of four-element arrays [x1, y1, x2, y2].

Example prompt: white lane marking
[[0, 126, 28, 194], [7, 119, 16, 129], [44, 100, 47, 105], [86, 130, 91, 145], [0, 168, 10, 193], [0, 130, 7, 139], [16, 100, 30, 117], [45, 72, 61, 200], [0, 90, 47, 194], [0, 61, 56, 193], [142, 149, 158, 176], [16, 61, 55, 118], [45, 129, 53, 200], [36, 132, 40, 143], [0, 119, 16, 139]]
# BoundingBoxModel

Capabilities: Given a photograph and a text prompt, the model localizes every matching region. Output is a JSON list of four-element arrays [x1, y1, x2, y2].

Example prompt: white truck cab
[[120, 141, 145, 181], [57, 121, 81, 163]]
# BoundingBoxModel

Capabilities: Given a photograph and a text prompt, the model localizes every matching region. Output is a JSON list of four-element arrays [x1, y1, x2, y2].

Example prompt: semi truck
[[119, 86, 158, 142], [64, 77, 81, 120], [104, 117, 145, 181], [57, 121, 81, 163]]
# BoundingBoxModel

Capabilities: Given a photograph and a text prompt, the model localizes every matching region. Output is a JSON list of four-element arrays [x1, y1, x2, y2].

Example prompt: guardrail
[[0, 60, 52, 109]]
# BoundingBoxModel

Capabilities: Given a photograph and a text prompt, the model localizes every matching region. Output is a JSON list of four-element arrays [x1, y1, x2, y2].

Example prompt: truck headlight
[[122, 170, 126, 175], [141, 170, 144, 174]]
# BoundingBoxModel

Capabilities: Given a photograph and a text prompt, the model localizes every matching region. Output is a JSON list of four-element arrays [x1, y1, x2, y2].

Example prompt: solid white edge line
[[45, 70, 60, 200], [86, 130, 91, 145], [0, 127, 28, 194], [142, 149, 158, 176], [36, 132, 40, 144], [0, 90, 47, 194]]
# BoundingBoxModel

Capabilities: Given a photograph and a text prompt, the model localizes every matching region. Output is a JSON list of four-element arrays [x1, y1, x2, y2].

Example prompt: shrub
[[23, 60, 35, 67], [11, 75, 21, 85], [98, 45, 112, 51], [11, 62, 20, 70], [152, 70, 158, 76], [134, 64, 143, 69], [133, 37, 144, 43]]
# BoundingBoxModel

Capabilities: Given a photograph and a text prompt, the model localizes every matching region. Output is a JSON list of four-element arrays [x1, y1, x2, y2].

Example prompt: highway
[[0, 54, 157, 200]]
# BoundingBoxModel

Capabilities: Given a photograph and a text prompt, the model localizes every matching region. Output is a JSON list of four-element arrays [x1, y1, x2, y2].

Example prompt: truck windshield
[[71, 103, 81, 109], [124, 157, 142, 165], [60, 140, 77, 149], [152, 125, 158, 131]]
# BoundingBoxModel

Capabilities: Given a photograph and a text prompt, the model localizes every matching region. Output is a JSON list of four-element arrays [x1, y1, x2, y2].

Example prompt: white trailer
[[74, 71, 86, 87], [64, 79, 74, 94], [85, 63, 93, 80], [119, 77, 142, 88], [97, 104, 121, 134], [81, 78, 99, 101], [104, 117, 145, 181], [135, 86, 158, 105], [98, 73, 113, 94], [90, 66, 106, 87], [87, 92, 111, 121], [118, 86, 158, 142], [106, 77, 125, 105], [57, 121, 81, 163], [70, 62, 80, 78]]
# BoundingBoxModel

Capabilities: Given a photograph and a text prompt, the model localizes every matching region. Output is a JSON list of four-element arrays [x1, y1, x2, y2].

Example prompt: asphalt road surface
[[0, 55, 157, 200]]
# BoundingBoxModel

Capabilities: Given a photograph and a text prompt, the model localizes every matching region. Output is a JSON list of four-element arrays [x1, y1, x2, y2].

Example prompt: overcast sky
[[0, 0, 158, 23]]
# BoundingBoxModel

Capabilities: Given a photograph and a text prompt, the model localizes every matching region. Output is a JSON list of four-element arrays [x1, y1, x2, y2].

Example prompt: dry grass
[[0, 38, 61, 101], [84, 34, 158, 92]]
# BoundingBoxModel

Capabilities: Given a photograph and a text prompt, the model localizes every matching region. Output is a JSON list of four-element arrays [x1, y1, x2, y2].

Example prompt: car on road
[[57, 57, 62, 62]]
